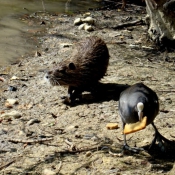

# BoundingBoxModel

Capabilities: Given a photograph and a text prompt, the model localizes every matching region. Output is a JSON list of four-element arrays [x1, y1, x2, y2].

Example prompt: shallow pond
[[0, 0, 101, 66]]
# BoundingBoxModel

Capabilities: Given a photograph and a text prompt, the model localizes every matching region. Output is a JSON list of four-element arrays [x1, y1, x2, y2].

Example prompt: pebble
[[35, 51, 41, 57], [8, 86, 17, 91], [10, 76, 19, 80], [91, 136, 99, 141], [129, 44, 140, 49], [18, 130, 25, 136], [60, 43, 72, 48], [0, 129, 8, 135], [6, 99, 19, 105], [27, 118, 41, 125], [83, 134, 96, 140], [0, 110, 22, 120], [43, 169, 56, 175], [65, 125, 78, 131], [78, 23, 86, 30], [84, 24, 94, 32], [141, 46, 154, 50], [0, 76, 5, 82], [82, 17, 95, 25], [74, 18, 82, 25], [83, 12, 91, 17], [85, 151, 92, 157], [5, 102, 13, 108]]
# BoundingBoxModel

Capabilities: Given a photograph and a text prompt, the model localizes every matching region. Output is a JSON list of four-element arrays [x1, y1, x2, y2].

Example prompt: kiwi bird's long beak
[[137, 102, 144, 121], [138, 111, 143, 121]]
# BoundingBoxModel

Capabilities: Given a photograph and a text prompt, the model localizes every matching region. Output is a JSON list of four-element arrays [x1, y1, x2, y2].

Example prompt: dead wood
[[8, 138, 53, 144], [112, 18, 144, 29], [145, 0, 175, 47]]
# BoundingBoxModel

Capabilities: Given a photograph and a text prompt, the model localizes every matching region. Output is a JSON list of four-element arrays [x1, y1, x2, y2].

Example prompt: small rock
[[83, 134, 96, 140], [78, 23, 86, 30], [8, 86, 17, 91], [60, 105, 68, 110], [141, 46, 154, 50], [60, 43, 72, 48], [129, 44, 140, 49], [84, 24, 94, 32], [74, 18, 82, 25], [0, 129, 8, 135], [85, 151, 92, 157], [10, 148, 17, 152], [82, 17, 95, 25], [5, 102, 13, 108], [91, 136, 99, 141], [40, 21, 46, 25], [27, 118, 41, 125], [0, 76, 5, 82], [6, 99, 19, 105], [83, 12, 91, 17], [35, 51, 41, 57], [18, 130, 25, 136], [65, 125, 78, 131], [0, 110, 22, 120], [42, 169, 56, 175], [10, 76, 19, 80]]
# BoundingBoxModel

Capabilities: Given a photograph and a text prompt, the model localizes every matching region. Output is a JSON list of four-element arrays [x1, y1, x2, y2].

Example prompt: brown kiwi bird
[[119, 82, 172, 153], [45, 36, 110, 104]]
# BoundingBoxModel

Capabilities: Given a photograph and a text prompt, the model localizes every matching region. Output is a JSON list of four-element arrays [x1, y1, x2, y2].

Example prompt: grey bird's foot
[[123, 144, 144, 153], [149, 130, 172, 152], [149, 123, 173, 152]]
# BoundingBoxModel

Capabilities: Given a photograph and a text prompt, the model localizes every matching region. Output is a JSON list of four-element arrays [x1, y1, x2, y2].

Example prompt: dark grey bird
[[119, 82, 171, 152]]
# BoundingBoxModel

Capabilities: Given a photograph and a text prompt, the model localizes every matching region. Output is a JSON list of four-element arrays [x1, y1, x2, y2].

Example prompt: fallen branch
[[8, 138, 53, 144], [112, 18, 144, 29], [65, 139, 76, 151], [55, 145, 103, 155], [157, 90, 175, 93], [56, 161, 62, 173], [108, 149, 123, 157]]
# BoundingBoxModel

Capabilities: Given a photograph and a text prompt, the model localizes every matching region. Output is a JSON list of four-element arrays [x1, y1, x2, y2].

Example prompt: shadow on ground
[[73, 82, 130, 106]]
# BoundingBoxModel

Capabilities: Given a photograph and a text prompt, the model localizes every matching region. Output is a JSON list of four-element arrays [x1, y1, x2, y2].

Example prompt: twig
[[65, 139, 76, 151], [0, 159, 16, 171], [112, 18, 144, 29], [108, 149, 123, 157], [157, 90, 175, 93], [56, 161, 62, 173], [56, 145, 103, 155], [8, 138, 53, 144]]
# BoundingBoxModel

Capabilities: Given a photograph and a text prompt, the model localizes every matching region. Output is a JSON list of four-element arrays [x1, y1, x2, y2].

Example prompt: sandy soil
[[1, 5, 175, 175]]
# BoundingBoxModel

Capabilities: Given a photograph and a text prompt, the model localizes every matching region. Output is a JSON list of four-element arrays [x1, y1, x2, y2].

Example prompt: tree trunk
[[145, 0, 175, 47]]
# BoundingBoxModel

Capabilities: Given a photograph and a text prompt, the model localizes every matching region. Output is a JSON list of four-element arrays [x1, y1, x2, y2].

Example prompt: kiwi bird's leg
[[122, 122, 143, 153], [149, 122, 172, 151]]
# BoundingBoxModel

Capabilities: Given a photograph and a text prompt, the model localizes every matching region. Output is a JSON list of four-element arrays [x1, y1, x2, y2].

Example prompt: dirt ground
[[1, 4, 175, 175]]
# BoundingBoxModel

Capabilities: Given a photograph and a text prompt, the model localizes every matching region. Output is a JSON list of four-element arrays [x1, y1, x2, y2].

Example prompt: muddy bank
[[1, 5, 175, 175]]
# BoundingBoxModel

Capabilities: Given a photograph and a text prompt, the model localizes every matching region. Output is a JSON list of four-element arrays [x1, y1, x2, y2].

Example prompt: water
[[0, 0, 101, 66]]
